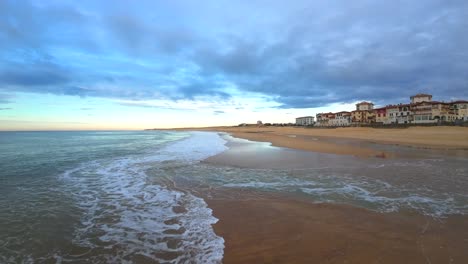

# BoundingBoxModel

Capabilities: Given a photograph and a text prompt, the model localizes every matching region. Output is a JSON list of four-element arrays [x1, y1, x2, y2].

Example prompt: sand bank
[[174, 126, 468, 157]]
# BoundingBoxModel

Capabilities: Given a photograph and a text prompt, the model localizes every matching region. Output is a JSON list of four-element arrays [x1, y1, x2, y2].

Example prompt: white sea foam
[[220, 170, 466, 218], [59, 132, 227, 263]]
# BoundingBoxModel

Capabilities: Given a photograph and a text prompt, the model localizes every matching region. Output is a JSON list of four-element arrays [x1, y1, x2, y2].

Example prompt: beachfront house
[[295, 116, 315, 126], [430, 102, 457, 122], [329, 111, 351, 126], [411, 102, 436, 123], [411, 101, 456, 123], [309, 94, 467, 126], [386, 104, 411, 124], [450, 100, 468, 121], [351, 102, 375, 124], [374, 107, 389, 124], [356, 101, 374, 111], [315, 113, 331, 127]]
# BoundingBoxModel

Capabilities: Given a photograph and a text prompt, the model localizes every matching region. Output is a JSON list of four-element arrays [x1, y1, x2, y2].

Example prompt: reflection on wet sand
[[198, 133, 468, 263]]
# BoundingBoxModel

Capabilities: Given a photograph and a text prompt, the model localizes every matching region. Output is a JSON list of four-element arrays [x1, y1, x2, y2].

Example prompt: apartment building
[[315, 112, 335, 127], [387, 104, 412, 124], [411, 102, 435, 123], [451, 100, 468, 121], [295, 116, 315, 126], [374, 107, 389, 124], [329, 111, 351, 126], [297, 93, 467, 126], [352, 102, 375, 124]]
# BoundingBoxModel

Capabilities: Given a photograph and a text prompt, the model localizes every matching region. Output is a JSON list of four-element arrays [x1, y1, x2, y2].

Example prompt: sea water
[[0, 131, 226, 263], [1, 131, 467, 263]]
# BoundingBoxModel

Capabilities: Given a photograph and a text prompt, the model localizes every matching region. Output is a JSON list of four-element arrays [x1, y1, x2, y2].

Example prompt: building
[[329, 111, 351, 126], [450, 100, 468, 121], [356, 101, 374, 111], [295, 116, 315, 126], [301, 93, 467, 127], [411, 102, 436, 123], [315, 112, 335, 127], [430, 102, 456, 122], [387, 104, 412, 124], [374, 107, 389, 124], [410, 94, 433, 104], [411, 101, 457, 123], [351, 102, 375, 124]]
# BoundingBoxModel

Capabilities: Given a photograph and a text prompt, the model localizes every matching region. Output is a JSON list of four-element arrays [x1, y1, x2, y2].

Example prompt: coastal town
[[296, 94, 468, 127]]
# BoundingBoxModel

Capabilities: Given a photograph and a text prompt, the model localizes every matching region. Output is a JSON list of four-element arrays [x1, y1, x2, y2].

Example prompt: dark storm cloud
[[1, 0, 468, 108]]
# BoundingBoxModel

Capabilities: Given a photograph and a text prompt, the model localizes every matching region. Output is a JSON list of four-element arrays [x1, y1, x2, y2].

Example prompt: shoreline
[[169, 126, 468, 158], [195, 131, 468, 263]]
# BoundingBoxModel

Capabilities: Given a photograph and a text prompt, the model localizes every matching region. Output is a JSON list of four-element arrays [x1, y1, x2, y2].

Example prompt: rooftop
[[410, 93, 432, 98], [451, 100, 468, 104], [356, 101, 374, 105]]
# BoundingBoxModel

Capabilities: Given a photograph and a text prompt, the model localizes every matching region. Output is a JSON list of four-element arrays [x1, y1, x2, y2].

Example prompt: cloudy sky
[[1, 0, 467, 130]]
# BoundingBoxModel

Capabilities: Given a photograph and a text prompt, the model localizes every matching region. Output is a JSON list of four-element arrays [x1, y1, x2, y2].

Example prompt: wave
[[59, 132, 227, 263]]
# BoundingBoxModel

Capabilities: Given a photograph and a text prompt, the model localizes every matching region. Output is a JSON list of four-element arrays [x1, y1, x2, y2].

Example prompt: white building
[[387, 104, 412, 124], [356, 101, 374, 111], [295, 116, 315, 126], [329, 111, 351, 126], [411, 94, 432, 104]]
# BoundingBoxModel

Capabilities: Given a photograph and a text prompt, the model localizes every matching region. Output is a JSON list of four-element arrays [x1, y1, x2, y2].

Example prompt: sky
[[1, 0, 468, 130]]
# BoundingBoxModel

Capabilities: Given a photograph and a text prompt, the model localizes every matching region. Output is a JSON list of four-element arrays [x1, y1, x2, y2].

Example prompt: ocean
[[1, 131, 467, 263]]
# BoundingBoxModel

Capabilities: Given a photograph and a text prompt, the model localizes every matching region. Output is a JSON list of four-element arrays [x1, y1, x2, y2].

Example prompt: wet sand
[[204, 190, 468, 264], [198, 133, 468, 263], [172, 126, 468, 157]]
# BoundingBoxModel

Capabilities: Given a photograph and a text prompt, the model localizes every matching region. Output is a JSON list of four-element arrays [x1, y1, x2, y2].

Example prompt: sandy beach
[[185, 128, 468, 263], [205, 191, 468, 264], [174, 126, 468, 158]]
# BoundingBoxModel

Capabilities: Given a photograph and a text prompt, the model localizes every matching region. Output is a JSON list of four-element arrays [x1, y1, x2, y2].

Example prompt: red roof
[[373, 106, 387, 110], [451, 100, 468, 104]]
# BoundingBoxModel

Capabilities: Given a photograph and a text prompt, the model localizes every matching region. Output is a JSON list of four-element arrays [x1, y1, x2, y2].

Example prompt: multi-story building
[[356, 101, 374, 111], [387, 104, 412, 124], [411, 102, 436, 123], [411, 101, 457, 123], [329, 111, 351, 126], [298, 93, 467, 126], [295, 116, 315, 126], [351, 102, 375, 124], [374, 107, 389, 124], [450, 100, 468, 121], [431, 102, 457, 122], [315, 112, 335, 127]]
